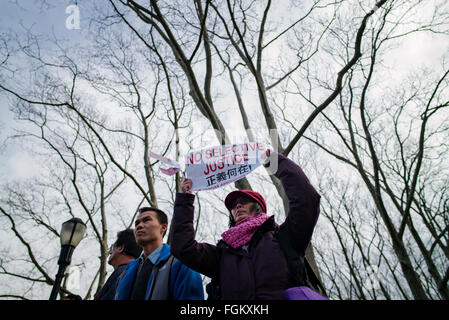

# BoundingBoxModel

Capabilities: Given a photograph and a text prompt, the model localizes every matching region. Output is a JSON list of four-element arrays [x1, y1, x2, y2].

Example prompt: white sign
[[185, 143, 266, 191]]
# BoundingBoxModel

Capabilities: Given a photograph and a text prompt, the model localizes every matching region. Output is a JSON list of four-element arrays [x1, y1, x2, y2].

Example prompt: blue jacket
[[115, 244, 204, 300]]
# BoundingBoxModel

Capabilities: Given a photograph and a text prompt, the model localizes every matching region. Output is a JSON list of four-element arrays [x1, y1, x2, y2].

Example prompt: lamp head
[[60, 218, 86, 248]]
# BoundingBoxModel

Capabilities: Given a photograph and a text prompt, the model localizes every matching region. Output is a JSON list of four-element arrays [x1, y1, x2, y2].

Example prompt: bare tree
[[1, 0, 447, 300], [292, 0, 449, 299], [106, 0, 390, 290], [0, 16, 190, 298]]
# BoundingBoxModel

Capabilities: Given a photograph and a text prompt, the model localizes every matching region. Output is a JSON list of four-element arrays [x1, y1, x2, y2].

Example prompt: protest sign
[[185, 142, 266, 191]]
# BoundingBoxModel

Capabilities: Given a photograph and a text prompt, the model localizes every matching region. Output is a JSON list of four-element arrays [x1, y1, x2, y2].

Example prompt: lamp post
[[49, 217, 87, 300]]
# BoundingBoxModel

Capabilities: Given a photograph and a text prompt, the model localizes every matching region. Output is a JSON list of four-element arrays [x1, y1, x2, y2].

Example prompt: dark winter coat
[[94, 264, 128, 300], [171, 152, 321, 300]]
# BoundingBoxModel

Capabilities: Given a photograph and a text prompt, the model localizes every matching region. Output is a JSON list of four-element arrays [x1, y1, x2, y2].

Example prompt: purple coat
[[170, 152, 321, 300]]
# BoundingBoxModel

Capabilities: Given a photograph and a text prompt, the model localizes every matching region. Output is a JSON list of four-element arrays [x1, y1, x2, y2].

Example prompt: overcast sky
[[2, 0, 448, 174], [0, 1, 87, 180]]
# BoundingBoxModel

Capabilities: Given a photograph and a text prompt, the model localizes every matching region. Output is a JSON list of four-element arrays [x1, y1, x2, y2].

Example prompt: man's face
[[108, 242, 121, 266], [231, 196, 257, 223], [134, 210, 167, 246]]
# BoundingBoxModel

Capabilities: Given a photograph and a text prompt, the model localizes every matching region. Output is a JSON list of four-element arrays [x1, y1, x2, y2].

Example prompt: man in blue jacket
[[115, 207, 204, 300]]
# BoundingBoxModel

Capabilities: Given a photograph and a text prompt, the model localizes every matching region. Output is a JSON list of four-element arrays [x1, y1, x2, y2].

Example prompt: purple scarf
[[221, 213, 270, 249]]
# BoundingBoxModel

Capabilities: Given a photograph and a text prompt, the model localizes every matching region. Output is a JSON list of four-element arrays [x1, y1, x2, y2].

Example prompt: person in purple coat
[[170, 150, 321, 300]]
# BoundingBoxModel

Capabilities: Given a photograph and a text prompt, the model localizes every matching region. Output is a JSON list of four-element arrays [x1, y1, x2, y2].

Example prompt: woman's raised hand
[[181, 178, 193, 194]]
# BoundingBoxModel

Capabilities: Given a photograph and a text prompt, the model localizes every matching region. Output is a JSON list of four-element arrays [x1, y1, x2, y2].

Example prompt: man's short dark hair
[[138, 207, 168, 238], [115, 229, 142, 258]]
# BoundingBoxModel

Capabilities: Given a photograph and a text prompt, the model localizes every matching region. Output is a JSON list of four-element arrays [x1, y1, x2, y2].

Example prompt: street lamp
[[49, 217, 87, 300]]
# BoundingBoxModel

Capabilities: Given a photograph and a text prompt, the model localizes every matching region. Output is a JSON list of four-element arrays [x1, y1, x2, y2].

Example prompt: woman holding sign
[[170, 150, 322, 300]]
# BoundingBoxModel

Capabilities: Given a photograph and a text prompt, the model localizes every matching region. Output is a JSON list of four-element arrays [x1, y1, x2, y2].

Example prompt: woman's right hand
[[181, 178, 193, 194]]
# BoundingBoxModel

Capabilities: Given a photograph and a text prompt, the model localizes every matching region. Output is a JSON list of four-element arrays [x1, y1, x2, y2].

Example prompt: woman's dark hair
[[115, 229, 142, 258], [228, 201, 263, 228]]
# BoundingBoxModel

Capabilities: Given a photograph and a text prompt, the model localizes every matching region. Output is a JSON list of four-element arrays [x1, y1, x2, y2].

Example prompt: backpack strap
[[276, 227, 327, 296], [304, 257, 327, 296], [275, 227, 310, 287], [146, 254, 176, 300]]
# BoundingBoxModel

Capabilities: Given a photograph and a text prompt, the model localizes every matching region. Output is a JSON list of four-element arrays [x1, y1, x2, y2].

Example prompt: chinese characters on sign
[[205, 164, 252, 187]]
